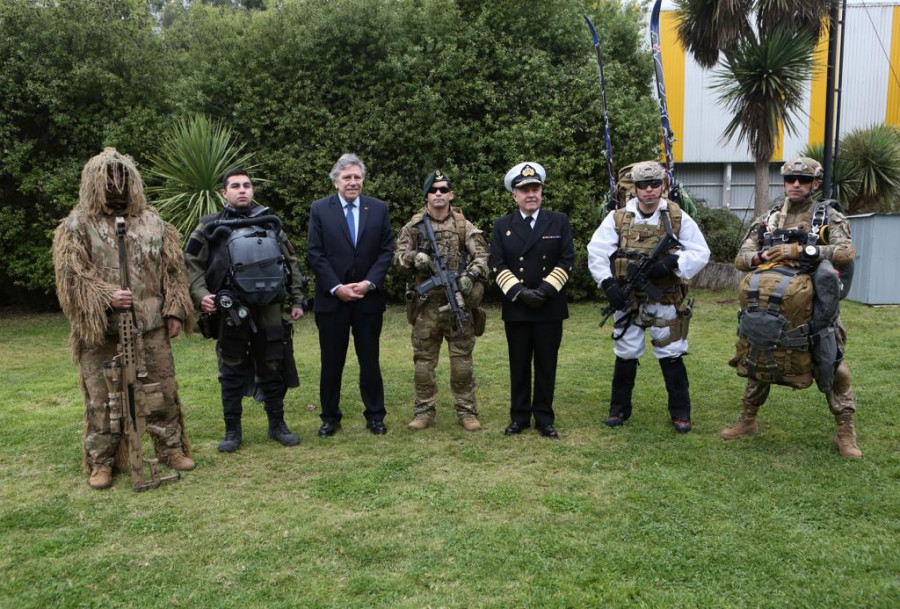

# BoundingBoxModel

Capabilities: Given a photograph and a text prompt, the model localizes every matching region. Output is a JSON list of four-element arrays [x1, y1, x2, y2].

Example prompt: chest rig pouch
[[612, 203, 685, 305], [732, 266, 815, 389], [760, 199, 854, 299]]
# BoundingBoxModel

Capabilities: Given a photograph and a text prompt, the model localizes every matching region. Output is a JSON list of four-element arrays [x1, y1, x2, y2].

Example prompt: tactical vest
[[408, 208, 469, 275], [612, 201, 684, 304], [758, 198, 854, 298], [203, 207, 288, 306], [731, 200, 845, 392]]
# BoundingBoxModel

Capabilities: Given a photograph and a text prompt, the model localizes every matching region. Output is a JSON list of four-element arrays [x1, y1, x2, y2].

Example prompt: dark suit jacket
[[489, 209, 574, 322], [307, 194, 394, 314]]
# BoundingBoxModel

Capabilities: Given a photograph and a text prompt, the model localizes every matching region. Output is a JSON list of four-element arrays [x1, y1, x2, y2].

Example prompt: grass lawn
[[1, 290, 898, 608]]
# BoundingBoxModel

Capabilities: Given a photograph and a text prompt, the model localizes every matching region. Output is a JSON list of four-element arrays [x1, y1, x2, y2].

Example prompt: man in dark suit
[[307, 153, 394, 436], [489, 162, 574, 439]]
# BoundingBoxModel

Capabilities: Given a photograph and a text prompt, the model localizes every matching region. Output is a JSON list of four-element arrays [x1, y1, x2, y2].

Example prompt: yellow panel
[[886, 7, 900, 124], [660, 12, 685, 163], [807, 18, 831, 148], [774, 121, 784, 161]]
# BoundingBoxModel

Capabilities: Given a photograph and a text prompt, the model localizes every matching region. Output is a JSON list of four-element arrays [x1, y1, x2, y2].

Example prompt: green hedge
[[1, 0, 659, 306]]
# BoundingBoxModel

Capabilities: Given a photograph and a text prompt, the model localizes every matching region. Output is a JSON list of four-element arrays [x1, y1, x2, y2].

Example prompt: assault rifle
[[600, 231, 682, 335], [414, 215, 469, 331], [102, 217, 180, 492]]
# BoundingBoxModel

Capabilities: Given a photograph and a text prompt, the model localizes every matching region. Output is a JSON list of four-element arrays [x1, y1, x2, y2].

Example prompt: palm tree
[[675, 0, 831, 216], [146, 115, 262, 236]]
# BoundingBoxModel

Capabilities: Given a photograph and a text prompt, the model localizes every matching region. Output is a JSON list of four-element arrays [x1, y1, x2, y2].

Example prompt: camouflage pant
[[411, 299, 477, 417], [741, 321, 855, 415], [79, 327, 186, 468]]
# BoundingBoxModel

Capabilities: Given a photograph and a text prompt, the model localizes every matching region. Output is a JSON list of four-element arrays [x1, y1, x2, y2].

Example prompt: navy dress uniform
[[489, 162, 574, 439]]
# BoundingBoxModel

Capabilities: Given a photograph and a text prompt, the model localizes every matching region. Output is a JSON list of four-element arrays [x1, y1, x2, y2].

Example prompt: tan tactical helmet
[[780, 157, 823, 178], [631, 160, 666, 182]]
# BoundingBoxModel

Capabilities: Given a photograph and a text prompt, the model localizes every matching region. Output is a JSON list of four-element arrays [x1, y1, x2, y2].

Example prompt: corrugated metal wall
[[677, 163, 783, 219], [846, 214, 900, 304]]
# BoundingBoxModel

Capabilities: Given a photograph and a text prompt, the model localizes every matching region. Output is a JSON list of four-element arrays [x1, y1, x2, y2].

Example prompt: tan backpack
[[729, 266, 815, 389]]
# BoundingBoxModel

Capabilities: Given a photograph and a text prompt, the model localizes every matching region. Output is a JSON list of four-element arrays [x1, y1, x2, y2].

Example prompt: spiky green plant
[[804, 125, 900, 214], [840, 124, 900, 213], [802, 141, 855, 208], [146, 115, 262, 236]]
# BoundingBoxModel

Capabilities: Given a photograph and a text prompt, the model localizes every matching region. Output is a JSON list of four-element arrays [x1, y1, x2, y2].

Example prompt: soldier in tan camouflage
[[394, 170, 490, 431], [724, 156, 861, 458], [52, 148, 195, 489]]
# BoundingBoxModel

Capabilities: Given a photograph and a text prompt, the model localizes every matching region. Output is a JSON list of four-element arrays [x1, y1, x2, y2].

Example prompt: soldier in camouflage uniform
[[723, 157, 862, 458], [394, 170, 490, 431], [52, 148, 195, 489]]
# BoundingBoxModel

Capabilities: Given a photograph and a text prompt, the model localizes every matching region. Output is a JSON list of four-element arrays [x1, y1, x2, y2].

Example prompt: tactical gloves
[[414, 252, 435, 273], [765, 243, 801, 263], [601, 278, 629, 311], [647, 254, 679, 279]]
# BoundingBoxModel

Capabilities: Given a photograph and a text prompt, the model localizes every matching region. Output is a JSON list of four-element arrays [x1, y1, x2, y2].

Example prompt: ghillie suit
[[52, 148, 194, 473]]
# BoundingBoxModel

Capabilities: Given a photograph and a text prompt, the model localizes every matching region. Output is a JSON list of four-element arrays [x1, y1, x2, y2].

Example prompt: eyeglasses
[[634, 179, 663, 190], [428, 186, 451, 194], [783, 175, 814, 185]]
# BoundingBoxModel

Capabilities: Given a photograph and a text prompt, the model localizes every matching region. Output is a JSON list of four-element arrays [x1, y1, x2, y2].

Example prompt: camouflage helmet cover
[[630, 161, 666, 182], [780, 157, 823, 178]]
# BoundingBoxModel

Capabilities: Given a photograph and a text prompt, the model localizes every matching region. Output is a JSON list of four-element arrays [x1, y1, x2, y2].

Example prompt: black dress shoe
[[537, 424, 560, 439], [366, 420, 387, 435], [318, 421, 341, 437], [603, 413, 630, 428], [504, 421, 529, 436]]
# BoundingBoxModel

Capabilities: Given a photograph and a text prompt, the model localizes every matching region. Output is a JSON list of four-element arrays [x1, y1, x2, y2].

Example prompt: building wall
[[654, 2, 900, 210]]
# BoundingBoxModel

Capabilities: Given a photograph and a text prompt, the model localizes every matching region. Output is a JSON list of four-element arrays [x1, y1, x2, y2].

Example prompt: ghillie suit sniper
[[52, 148, 195, 488]]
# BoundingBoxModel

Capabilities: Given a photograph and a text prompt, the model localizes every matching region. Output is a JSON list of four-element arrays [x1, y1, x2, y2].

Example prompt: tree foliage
[[0, 0, 172, 302], [1, 0, 659, 306]]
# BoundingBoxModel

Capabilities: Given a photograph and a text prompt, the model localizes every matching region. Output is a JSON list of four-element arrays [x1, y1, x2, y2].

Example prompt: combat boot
[[458, 415, 482, 432], [721, 404, 760, 440], [88, 465, 113, 490], [268, 418, 300, 447], [218, 421, 242, 453], [834, 410, 863, 459], [407, 414, 435, 430], [167, 453, 196, 471]]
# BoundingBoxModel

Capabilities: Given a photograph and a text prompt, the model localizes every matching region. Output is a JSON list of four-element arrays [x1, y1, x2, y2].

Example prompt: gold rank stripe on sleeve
[[545, 267, 569, 291], [496, 269, 520, 295]]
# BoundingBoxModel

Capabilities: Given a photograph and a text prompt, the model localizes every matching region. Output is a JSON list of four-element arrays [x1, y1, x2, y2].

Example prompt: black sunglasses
[[428, 186, 451, 194], [634, 179, 663, 189], [783, 175, 814, 185]]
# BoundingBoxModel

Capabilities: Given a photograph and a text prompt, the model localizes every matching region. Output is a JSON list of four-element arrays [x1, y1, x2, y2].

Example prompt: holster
[[278, 320, 300, 389], [198, 312, 220, 340], [644, 298, 694, 348], [405, 283, 419, 325], [471, 307, 487, 337]]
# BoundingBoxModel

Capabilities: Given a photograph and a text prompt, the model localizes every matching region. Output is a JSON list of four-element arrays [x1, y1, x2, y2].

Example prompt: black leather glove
[[647, 254, 679, 280], [601, 278, 628, 311], [518, 287, 547, 310]]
